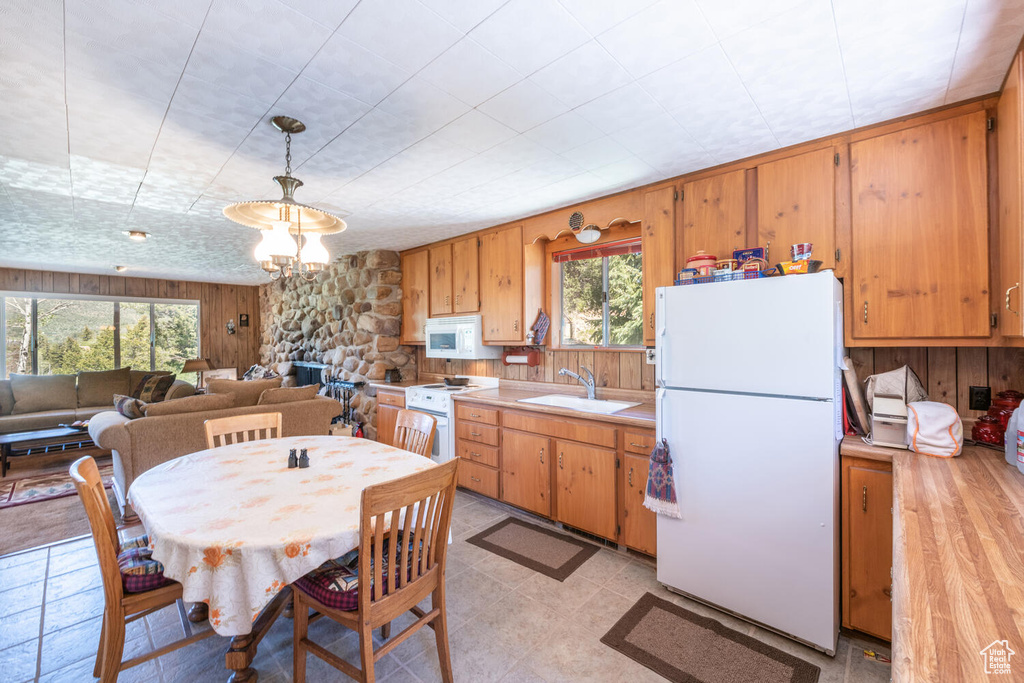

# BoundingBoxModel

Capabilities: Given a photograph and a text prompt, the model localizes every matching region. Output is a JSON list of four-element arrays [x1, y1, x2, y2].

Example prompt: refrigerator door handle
[[656, 291, 668, 387]]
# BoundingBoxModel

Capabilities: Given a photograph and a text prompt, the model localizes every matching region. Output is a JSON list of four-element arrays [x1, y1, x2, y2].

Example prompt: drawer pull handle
[[470, 431, 481, 437], [470, 452, 481, 458], [539, 447, 544, 464], [862, 485, 867, 512], [1007, 283, 1020, 315], [471, 476, 481, 483], [629, 442, 645, 448], [649, 312, 654, 329], [559, 452, 563, 470], [470, 413, 481, 418], [628, 467, 633, 487]]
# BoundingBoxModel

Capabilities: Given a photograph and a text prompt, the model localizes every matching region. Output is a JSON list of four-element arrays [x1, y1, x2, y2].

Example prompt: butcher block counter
[[452, 386, 655, 427], [884, 442, 1024, 682]]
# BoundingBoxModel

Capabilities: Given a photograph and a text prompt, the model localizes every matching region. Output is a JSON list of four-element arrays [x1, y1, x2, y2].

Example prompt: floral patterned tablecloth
[[127, 435, 436, 636]]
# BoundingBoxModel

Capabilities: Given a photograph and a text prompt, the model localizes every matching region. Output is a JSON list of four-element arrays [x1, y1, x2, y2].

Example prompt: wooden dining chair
[[204, 411, 283, 448], [393, 409, 436, 457], [70, 456, 214, 683], [292, 458, 460, 683]]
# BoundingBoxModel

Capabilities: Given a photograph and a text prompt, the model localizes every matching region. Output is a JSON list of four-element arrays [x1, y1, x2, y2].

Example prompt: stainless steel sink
[[516, 394, 640, 414]]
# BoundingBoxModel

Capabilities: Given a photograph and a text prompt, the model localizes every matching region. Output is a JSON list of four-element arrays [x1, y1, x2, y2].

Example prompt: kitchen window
[[556, 239, 643, 347]]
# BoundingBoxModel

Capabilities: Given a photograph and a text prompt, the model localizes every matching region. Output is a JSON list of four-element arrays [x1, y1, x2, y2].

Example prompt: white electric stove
[[406, 376, 497, 464]]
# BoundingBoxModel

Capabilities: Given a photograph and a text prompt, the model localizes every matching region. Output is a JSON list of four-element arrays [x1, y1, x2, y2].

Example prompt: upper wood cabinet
[[452, 236, 480, 314], [999, 52, 1024, 337], [428, 244, 452, 316], [757, 148, 837, 268], [642, 186, 677, 346], [850, 111, 990, 339], [400, 250, 429, 344], [480, 225, 537, 344], [679, 169, 746, 266]]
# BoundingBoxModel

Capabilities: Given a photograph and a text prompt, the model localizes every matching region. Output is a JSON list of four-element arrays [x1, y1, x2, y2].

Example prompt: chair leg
[[293, 591, 309, 683], [93, 609, 108, 678], [99, 613, 125, 683], [432, 586, 454, 683], [359, 619, 376, 683], [380, 622, 391, 639]]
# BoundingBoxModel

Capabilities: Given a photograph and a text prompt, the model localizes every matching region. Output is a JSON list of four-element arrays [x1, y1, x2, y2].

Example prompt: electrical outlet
[[969, 385, 992, 411], [645, 348, 656, 365]]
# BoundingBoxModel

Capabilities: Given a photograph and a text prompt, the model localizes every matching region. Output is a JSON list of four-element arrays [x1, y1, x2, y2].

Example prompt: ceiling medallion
[[222, 116, 346, 281]]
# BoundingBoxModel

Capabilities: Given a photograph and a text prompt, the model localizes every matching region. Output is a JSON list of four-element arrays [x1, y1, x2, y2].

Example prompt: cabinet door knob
[[1006, 283, 1020, 315], [862, 485, 868, 512], [628, 467, 633, 487], [649, 312, 654, 329], [513, 319, 519, 332], [863, 300, 868, 324], [539, 447, 544, 464], [558, 452, 563, 469]]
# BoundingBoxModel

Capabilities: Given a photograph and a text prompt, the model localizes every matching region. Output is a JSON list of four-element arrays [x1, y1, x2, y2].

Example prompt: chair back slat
[[393, 410, 436, 457], [70, 456, 124, 605], [357, 459, 458, 611], [204, 412, 283, 449]]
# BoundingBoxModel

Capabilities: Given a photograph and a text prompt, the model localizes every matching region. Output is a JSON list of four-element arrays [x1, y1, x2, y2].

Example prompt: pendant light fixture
[[223, 116, 345, 280]]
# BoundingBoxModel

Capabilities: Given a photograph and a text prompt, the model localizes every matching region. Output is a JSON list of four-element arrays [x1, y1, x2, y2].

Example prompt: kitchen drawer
[[456, 439, 499, 468], [456, 403, 499, 426], [377, 390, 406, 408], [502, 410, 616, 449], [458, 460, 499, 498], [624, 430, 656, 455], [455, 421, 500, 447]]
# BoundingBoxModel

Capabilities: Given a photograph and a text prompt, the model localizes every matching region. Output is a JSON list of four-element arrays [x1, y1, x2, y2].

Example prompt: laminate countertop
[[891, 444, 1024, 681], [367, 380, 421, 392], [453, 387, 655, 427]]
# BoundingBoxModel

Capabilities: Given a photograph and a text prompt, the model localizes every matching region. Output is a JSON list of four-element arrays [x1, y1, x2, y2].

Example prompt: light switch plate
[[645, 348, 656, 365]]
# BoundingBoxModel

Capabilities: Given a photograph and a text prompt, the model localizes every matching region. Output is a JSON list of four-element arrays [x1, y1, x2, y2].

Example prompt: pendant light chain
[[284, 132, 292, 176]]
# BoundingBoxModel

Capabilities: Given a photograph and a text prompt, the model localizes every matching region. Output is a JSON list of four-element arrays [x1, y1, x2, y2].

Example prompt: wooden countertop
[[454, 387, 656, 427], [367, 380, 421, 392], [839, 435, 902, 463], [892, 445, 1024, 682]]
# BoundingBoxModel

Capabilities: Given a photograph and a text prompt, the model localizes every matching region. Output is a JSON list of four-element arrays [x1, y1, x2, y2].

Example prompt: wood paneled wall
[[0, 267, 261, 375], [848, 346, 1024, 420], [417, 348, 657, 391]]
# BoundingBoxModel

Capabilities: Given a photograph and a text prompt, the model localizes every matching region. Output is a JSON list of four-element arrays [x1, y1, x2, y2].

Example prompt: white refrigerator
[[655, 271, 842, 655]]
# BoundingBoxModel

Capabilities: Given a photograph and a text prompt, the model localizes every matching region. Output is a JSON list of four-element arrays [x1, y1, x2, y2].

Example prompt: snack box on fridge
[[732, 247, 765, 263]]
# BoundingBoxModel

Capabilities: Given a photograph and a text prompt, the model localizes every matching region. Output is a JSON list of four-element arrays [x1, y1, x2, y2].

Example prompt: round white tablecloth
[[127, 435, 436, 636]]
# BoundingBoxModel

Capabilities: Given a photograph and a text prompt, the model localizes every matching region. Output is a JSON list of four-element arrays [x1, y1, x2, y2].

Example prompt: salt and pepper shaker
[[288, 448, 298, 469], [298, 448, 309, 468]]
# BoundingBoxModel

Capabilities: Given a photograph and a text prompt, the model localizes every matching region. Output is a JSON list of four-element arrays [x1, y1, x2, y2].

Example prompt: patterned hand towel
[[638, 438, 679, 518], [643, 438, 681, 518]]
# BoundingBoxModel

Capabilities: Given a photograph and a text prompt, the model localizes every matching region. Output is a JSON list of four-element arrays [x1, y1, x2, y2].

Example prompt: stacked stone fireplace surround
[[259, 250, 416, 440]]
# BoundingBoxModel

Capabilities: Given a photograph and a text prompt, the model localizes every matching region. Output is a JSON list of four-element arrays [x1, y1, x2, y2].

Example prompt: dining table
[[127, 434, 438, 682]]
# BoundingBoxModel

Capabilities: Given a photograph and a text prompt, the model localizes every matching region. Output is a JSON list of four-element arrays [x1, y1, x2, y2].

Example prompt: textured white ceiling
[[1, 0, 1021, 285]]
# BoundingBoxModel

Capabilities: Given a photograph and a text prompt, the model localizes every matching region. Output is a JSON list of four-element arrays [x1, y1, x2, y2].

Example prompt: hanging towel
[[643, 439, 681, 518]]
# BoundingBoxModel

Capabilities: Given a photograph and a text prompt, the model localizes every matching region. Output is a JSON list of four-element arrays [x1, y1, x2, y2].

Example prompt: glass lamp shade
[[266, 220, 298, 267], [300, 232, 330, 266], [574, 225, 601, 244]]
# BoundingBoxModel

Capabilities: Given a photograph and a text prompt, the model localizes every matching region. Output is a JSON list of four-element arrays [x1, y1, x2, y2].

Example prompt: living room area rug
[[0, 462, 113, 509], [602, 592, 821, 683], [465, 517, 600, 581]]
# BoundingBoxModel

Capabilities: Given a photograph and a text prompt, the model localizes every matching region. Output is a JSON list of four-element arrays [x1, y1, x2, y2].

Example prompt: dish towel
[[643, 438, 681, 518]]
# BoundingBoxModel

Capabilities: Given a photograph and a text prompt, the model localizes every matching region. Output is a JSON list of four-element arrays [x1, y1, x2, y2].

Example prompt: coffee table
[[0, 426, 94, 477]]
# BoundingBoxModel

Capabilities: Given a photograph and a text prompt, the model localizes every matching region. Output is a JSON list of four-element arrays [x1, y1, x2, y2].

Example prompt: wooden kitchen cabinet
[[679, 169, 747, 268], [622, 453, 657, 556], [757, 147, 837, 268], [375, 389, 405, 446], [642, 186, 676, 346], [501, 429, 551, 517], [555, 440, 617, 541], [842, 456, 893, 641], [998, 51, 1024, 337], [479, 225, 525, 343], [850, 110, 990, 339], [428, 243, 453, 316], [452, 236, 479, 314], [400, 250, 429, 344]]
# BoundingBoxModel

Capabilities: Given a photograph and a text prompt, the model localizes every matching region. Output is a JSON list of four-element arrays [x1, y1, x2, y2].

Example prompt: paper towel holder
[[502, 347, 541, 367]]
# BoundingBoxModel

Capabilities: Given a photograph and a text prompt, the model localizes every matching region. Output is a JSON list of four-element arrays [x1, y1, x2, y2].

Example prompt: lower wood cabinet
[[375, 389, 405, 446], [622, 453, 657, 556], [500, 429, 551, 517], [458, 459, 499, 498], [842, 455, 893, 641], [555, 440, 617, 540]]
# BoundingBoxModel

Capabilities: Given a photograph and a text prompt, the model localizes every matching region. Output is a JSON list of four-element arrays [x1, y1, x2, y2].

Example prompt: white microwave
[[424, 315, 502, 360]]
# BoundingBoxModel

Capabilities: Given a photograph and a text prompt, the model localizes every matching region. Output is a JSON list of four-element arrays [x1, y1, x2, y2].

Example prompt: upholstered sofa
[[0, 368, 193, 435], [89, 383, 341, 515]]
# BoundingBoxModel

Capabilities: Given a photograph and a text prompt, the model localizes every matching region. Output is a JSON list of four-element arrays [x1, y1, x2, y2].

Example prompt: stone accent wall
[[259, 250, 415, 439]]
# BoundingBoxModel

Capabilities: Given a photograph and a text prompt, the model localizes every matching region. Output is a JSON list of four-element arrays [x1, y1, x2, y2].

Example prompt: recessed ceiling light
[[123, 230, 149, 241], [113, 265, 127, 272]]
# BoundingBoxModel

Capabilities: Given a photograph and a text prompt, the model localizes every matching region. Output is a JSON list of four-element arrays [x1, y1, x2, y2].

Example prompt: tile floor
[[0, 490, 892, 682]]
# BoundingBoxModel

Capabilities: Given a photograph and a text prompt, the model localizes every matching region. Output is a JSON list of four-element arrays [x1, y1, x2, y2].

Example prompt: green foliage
[[560, 251, 644, 347], [609, 253, 643, 345]]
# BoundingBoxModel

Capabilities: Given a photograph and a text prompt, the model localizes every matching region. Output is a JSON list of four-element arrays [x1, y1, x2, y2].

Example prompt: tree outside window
[[559, 240, 643, 348]]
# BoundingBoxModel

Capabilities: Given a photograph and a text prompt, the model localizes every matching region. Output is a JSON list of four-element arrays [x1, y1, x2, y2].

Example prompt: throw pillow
[[113, 394, 147, 419], [78, 368, 131, 408], [143, 392, 234, 417], [258, 384, 319, 405], [0, 380, 14, 416], [9, 374, 77, 414], [207, 378, 282, 407], [132, 374, 176, 403]]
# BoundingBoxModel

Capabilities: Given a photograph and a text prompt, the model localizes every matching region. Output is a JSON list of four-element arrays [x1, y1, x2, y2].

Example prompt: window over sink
[[556, 238, 643, 348]]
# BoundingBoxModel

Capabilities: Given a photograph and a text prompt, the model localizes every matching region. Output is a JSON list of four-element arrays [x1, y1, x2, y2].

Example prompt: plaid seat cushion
[[293, 535, 419, 611], [117, 545, 171, 593]]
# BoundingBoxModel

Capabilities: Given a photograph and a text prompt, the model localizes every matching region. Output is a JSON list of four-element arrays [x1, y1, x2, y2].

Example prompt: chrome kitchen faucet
[[559, 366, 596, 400]]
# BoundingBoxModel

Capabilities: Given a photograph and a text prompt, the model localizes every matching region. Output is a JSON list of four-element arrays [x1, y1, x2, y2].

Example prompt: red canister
[[972, 415, 1005, 445], [989, 397, 1019, 429]]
